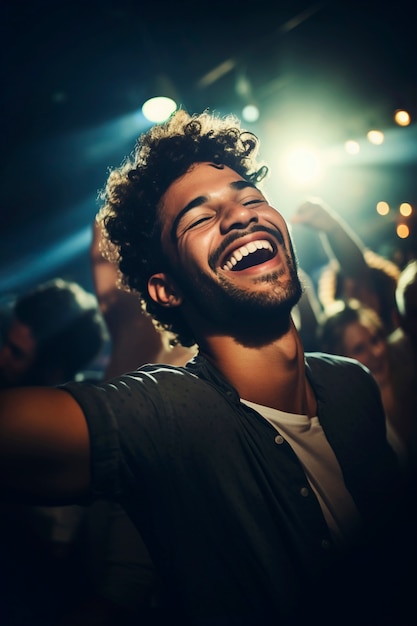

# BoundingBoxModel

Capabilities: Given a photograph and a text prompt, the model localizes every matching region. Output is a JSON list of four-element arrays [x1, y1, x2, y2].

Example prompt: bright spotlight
[[367, 130, 384, 145], [399, 202, 412, 217], [142, 96, 177, 123], [394, 109, 411, 126], [376, 201, 390, 216], [242, 104, 260, 123], [344, 140, 360, 155], [284, 146, 323, 185], [397, 223, 410, 239]]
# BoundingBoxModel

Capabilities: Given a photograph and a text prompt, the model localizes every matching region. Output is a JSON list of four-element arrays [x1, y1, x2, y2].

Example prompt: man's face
[[156, 162, 301, 337], [0, 319, 37, 388]]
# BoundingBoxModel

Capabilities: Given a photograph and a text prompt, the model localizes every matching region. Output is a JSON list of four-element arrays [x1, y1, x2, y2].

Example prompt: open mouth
[[221, 239, 276, 271]]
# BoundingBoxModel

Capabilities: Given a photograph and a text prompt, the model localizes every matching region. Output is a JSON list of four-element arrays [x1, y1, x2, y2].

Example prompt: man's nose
[[219, 202, 258, 233]]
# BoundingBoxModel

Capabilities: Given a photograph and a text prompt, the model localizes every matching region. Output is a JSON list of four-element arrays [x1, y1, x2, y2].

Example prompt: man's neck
[[198, 320, 317, 416]]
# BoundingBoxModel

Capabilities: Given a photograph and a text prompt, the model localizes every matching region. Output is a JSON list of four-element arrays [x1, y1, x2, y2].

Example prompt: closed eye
[[243, 198, 265, 206], [181, 200, 263, 232], [176, 211, 215, 237], [187, 215, 212, 230]]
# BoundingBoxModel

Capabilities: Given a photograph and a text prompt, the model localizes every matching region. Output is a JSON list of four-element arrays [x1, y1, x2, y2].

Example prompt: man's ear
[[148, 273, 183, 307]]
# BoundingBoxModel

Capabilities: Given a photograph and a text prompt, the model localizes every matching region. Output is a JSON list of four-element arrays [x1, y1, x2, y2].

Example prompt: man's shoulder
[[305, 351, 367, 372], [305, 351, 374, 391], [305, 352, 381, 414]]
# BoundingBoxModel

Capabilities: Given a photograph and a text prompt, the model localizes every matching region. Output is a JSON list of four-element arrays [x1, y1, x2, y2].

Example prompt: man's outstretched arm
[[0, 387, 91, 504]]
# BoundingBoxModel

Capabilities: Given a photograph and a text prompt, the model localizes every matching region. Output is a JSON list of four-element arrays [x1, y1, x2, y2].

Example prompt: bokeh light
[[394, 109, 411, 126], [283, 146, 323, 185], [367, 130, 385, 145], [242, 104, 260, 123], [397, 223, 410, 239], [399, 202, 412, 216], [142, 97, 177, 123], [344, 140, 360, 155], [376, 201, 390, 216]]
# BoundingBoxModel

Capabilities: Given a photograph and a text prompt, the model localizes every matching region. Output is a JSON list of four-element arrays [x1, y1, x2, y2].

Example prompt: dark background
[[1, 0, 416, 298]]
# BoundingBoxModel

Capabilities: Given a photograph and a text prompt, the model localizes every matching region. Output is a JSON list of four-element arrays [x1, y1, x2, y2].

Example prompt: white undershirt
[[242, 399, 363, 547]]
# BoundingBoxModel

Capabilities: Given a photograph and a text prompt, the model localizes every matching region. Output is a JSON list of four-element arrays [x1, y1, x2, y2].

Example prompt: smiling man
[[0, 110, 415, 626]]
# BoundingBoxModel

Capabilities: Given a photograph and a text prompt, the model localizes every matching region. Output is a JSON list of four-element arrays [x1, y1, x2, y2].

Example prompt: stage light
[[344, 140, 360, 155], [376, 201, 390, 215], [242, 104, 260, 123], [142, 96, 177, 123], [394, 109, 411, 126], [367, 130, 384, 145], [399, 202, 412, 217], [397, 223, 410, 239], [283, 146, 323, 185]]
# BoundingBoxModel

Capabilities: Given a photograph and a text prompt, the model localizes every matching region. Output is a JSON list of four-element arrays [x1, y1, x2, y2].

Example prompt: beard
[[172, 238, 302, 344]]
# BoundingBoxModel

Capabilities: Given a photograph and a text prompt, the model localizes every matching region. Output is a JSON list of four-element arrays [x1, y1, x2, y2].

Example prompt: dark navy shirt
[[62, 352, 410, 625]]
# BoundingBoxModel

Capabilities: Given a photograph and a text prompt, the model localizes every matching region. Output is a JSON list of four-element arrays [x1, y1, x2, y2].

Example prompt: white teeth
[[222, 239, 274, 271]]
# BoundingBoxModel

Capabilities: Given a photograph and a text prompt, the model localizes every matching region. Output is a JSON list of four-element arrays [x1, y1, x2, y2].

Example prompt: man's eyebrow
[[231, 180, 257, 191], [170, 180, 258, 241], [171, 195, 208, 241]]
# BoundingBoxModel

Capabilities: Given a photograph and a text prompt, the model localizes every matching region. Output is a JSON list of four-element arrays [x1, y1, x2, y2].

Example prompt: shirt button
[[274, 435, 284, 445], [300, 487, 309, 497], [321, 539, 331, 550]]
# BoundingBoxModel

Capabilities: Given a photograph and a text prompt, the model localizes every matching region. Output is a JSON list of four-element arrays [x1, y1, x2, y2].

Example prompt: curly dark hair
[[15, 278, 107, 382], [97, 109, 268, 347]]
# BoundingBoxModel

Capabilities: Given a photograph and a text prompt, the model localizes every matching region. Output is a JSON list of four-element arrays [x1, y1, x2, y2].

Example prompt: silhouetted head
[[0, 278, 108, 388]]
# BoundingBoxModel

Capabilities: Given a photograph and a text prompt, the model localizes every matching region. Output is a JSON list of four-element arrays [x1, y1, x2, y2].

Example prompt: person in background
[[317, 298, 414, 472], [388, 259, 417, 473], [390, 259, 417, 356], [0, 278, 108, 625], [0, 109, 415, 626], [0, 277, 108, 389], [291, 198, 401, 335]]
